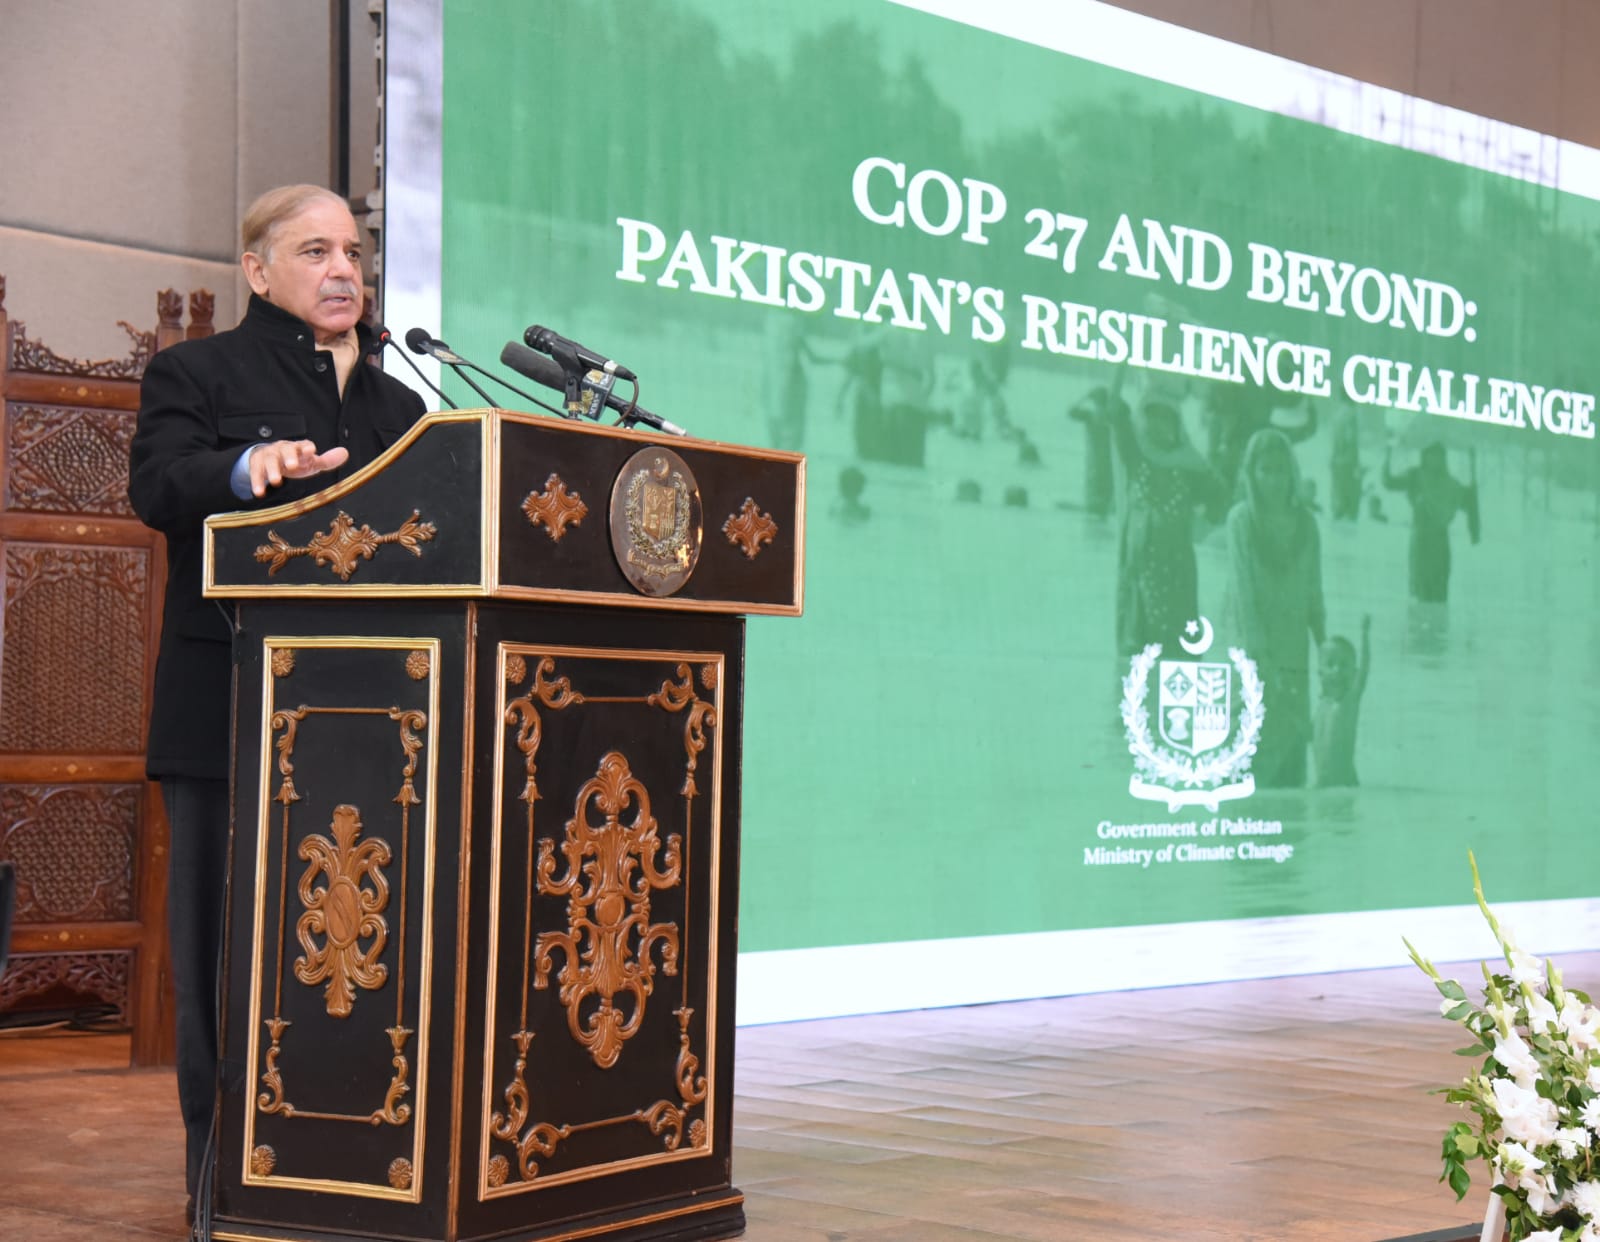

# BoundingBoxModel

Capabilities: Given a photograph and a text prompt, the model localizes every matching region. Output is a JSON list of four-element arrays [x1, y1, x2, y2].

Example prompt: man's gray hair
[[240, 184, 350, 261]]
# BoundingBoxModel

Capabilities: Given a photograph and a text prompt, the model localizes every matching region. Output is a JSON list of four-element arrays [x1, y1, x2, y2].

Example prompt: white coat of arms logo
[[1121, 616, 1263, 812]]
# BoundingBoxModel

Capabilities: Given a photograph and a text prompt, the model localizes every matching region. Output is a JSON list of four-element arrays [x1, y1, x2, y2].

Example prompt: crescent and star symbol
[[1178, 616, 1215, 656]]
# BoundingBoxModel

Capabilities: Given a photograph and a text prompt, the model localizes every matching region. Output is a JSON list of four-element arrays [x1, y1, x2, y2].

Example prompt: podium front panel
[[215, 600, 747, 1242]]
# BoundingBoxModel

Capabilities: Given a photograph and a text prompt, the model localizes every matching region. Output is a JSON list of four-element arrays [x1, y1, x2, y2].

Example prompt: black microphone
[[373, 325, 457, 409], [523, 324, 638, 383], [404, 327, 498, 408], [500, 342, 688, 436]]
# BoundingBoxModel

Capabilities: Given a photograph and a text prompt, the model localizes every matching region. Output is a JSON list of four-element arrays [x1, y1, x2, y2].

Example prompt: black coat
[[129, 294, 426, 779]]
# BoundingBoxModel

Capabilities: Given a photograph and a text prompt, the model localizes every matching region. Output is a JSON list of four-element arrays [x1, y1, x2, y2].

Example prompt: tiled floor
[[2, 951, 1552, 1241]]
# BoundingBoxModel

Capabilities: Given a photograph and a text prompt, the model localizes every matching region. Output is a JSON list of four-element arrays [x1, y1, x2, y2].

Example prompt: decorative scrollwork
[[649, 666, 717, 798], [721, 497, 777, 559], [534, 752, 681, 1069], [8, 318, 156, 379], [490, 1030, 535, 1143], [254, 509, 437, 580], [503, 657, 584, 806], [390, 708, 426, 808], [271, 708, 305, 805], [258, 1016, 291, 1114], [294, 805, 391, 1018], [641, 1099, 688, 1150], [376, 1026, 414, 1125], [521, 474, 588, 541], [674, 1006, 708, 1107]]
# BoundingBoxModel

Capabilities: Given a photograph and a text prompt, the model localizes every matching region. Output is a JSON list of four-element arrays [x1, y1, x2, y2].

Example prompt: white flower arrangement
[[1408, 854, 1600, 1242]]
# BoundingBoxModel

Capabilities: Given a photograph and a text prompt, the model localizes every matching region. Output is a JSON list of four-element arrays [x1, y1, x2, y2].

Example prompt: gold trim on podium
[[209, 1189, 746, 1242], [479, 643, 725, 1199], [241, 636, 443, 1201], [203, 409, 806, 616]]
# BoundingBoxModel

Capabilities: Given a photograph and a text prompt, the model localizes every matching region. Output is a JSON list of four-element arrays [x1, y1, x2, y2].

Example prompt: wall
[[1106, 0, 1600, 149], [0, 0, 342, 353]]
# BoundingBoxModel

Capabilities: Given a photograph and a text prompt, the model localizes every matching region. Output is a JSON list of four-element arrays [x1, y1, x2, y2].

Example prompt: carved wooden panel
[[0, 950, 131, 1020], [7, 317, 156, 380], [4, 402, 137, 516], [0, 784, 138, 921], [0, 543, 148, 753]]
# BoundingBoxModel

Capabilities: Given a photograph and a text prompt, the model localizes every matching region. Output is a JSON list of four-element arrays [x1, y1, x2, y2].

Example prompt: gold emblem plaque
[[608, 448, 703, 597]]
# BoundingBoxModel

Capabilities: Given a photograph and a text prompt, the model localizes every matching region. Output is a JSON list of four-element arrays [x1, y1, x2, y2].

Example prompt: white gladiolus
[[1493, 1028, 1543, 1091], [1583, 1096, 1600, 1132], [1496, 1140, 1545, 1184], [1524, 989, 1559, 1034], [1491, 1077, 1560, 1148], [1510, 948, 1548, 994], [1524, 1176, 1562, 1217], [1560, 997, 1600, 1052], [1556, 1126, 1592, 1159]]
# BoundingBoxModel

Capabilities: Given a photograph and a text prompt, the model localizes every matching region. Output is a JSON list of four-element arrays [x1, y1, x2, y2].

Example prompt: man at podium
[[127, 183, 425, 1217]]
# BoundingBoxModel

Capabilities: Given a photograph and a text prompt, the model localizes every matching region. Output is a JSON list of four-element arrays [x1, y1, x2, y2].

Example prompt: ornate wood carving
[[7, 318, 156, 380], [721, 497, 778, 560], [490, 651, 718, 1187], [0, 784, 138, 922], [0, 544, 148, 753], [4, 402, 137, 516], [0, 950, 131, 1019], [187, 290, 216, 340], [254, 510, 437, 580], [255, 696, 427, 1127], [521, 474, 588, 542], [535, 751, 681, 1070], [294, 805, 391, 1019]]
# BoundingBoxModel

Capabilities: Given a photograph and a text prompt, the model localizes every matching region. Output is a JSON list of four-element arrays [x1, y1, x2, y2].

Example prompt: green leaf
[[1437, 979, 1468, 1001], [1454, 1044, 1490, 1056], [1446, 1159, 1471, 1200], [1443, 1001, 1474, 1022]]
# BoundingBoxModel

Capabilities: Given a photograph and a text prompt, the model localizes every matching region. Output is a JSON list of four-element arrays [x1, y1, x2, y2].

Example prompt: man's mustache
[[319, 281, 360, 299]]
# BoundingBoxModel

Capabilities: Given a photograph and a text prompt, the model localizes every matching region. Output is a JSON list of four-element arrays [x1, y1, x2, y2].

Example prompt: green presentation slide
[[401, 0, 1600, 1013]]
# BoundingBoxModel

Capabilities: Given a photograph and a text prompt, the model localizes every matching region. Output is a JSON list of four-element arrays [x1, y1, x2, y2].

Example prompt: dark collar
[[241, 293, 377, 353]]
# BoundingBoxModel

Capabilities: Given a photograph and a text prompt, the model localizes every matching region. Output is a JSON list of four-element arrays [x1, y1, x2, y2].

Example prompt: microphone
[[404, 327, 498, 408], [373, 325, 457, 409], [523, 324, 638, 383], [500, 342, 688, 437]]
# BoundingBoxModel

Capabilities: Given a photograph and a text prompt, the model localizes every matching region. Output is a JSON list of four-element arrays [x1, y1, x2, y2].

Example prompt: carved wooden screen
[[0, 276, 214, 1066]]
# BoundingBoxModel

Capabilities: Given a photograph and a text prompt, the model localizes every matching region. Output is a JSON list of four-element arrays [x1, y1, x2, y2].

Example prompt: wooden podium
[[201, 409, 803, 1242]]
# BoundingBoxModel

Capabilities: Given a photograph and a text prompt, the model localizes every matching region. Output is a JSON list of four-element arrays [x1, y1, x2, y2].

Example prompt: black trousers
[[161, 776, 229, 1201]]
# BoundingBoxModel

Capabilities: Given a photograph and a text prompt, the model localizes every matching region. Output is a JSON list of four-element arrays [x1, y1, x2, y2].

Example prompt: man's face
[[242, 199, 363, 342]]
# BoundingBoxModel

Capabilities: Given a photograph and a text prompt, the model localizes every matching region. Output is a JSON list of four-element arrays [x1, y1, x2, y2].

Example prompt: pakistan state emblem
[[608, 446, 703, 597], [1121, 616, 1263, 812]]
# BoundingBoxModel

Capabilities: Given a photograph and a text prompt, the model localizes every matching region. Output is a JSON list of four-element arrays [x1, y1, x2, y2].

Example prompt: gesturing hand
[[248, 440, 350, 498]]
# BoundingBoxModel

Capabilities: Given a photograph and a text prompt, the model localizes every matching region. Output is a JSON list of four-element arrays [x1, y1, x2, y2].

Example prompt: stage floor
[[5, 951, 1571, 1241]]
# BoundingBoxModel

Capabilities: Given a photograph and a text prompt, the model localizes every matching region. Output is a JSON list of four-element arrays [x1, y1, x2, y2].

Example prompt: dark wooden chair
[[0, 277, 213, 1062]]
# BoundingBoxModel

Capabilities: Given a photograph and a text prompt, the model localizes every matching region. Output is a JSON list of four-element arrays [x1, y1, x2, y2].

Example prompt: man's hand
[[248, 440, 350, 498]]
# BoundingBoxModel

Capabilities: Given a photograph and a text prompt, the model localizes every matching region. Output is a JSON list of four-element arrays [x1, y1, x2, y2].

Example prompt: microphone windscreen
[[404, 327, 433, 354], [500, 341, 567, 391]]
